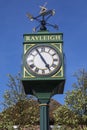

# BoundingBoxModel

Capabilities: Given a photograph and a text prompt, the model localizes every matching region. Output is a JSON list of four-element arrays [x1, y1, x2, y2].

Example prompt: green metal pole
[[39, 103, 49, 130], [39, 100, 50, 130]]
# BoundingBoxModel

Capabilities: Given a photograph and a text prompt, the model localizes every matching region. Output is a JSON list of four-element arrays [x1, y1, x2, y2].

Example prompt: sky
[[0, 0, 87, 111]]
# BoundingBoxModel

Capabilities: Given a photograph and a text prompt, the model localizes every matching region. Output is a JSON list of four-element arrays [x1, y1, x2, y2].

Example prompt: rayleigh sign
[[23, 33, 63, 43]]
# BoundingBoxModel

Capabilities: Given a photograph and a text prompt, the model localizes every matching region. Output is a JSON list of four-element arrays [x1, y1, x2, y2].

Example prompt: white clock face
[[25, 44, 61, 76]]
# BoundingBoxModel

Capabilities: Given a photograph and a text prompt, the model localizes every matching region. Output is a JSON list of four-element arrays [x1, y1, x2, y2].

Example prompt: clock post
[[22, 4, 65, 130], [22, 32, 65, 130]]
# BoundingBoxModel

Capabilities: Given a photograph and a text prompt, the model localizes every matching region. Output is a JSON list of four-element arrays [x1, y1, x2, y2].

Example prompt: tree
[[53, 69, 87, 128], [53, 105, 80, 128], [1, 100, 39, 126], [65, 69, 87, 125], [0, 99, 60, 129], [2, 73, 34, 109], [0, 73, 61, 129], [0, 73, 35, 129]]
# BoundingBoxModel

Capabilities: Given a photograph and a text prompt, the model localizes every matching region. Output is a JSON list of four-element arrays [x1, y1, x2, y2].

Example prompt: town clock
[[22, 32, 65, 95], [22, 32, 64, 79], [22, 5, 65, 130]]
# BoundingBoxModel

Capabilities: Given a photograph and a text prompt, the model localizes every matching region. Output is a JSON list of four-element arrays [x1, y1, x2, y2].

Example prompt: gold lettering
[[50, 35, 55, 40], [34, 36, 39, 40], [31, 36, 35, 41], [39, 36, 42, 41], [25, 36, 31, 41], [24, 34, 62, 42], [56, 35, 61, 41], [47, 36, 50, 40], [43, 36, 46, 40]]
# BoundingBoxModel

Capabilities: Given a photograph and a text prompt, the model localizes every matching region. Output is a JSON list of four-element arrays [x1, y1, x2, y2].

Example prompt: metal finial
[[26, 3, 58, 32]]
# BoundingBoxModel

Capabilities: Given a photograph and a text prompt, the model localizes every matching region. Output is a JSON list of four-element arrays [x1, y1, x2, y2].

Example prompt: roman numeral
[[41, 47, 45, 52], [53, 59, 58, 62], [48, 48, 51, 52], [31, 53, 35, 56], [52, 53, 56, 56], [35, 68, 39, 73], [42, 70, 45, 74], [30, 64, 35, 69], [52, 64, 57, 68]]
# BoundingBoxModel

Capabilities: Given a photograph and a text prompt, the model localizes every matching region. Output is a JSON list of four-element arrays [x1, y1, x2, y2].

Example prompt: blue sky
[[0, 0, 87, 110]]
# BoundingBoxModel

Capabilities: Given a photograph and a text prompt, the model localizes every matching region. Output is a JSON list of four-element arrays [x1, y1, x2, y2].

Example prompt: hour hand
[[45, 64, 50, 71]]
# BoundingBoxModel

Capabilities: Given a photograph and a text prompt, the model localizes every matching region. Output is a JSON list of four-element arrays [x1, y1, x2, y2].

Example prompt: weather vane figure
[[39, 2, 48, 14], [26, 2, 58, 32]]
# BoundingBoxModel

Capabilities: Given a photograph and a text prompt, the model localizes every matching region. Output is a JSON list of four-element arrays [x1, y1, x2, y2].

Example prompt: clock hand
[[36, 49, 50, 70]]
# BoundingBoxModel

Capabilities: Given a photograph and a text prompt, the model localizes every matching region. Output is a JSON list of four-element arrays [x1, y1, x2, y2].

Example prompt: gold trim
[[23, 43, 64, 78], [52, 67, 63, 78], [24, 67, 35, 78], [51, 43, 62, 53], [24, 44, 35, 54], [39, 104, 49, 106]]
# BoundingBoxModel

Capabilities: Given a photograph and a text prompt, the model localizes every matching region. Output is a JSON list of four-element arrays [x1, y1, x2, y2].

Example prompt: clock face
[[25, 44, 62, 76]]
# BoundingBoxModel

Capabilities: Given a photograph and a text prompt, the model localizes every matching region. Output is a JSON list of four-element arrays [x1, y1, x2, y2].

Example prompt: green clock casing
[[22, 32, 65, 95], [22, 32, 65, 80]]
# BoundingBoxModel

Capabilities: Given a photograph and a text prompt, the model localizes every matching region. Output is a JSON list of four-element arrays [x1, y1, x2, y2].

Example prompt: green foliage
[[0, 99, 39, 129], [2, 73, 34, 110], [53, 69, 87, 127], [0, 99, 59, 129], [65, 69, 87, 125], [1, 69, 87, 129], [2, 73, 27, 109], [65, 69, 87, 116], [0, 73, 36, 129], [53, 105, 80, 127]]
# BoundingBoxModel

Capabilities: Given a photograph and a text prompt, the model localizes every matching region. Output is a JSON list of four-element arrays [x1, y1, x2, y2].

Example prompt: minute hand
[[36, 49, 50, 70]]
